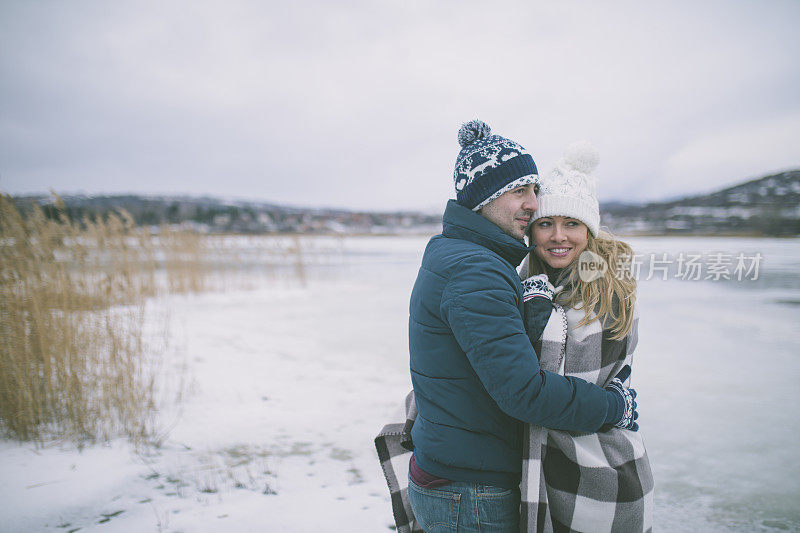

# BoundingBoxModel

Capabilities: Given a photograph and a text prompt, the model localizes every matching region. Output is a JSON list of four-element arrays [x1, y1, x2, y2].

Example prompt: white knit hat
[[533, 140, 601, 237]]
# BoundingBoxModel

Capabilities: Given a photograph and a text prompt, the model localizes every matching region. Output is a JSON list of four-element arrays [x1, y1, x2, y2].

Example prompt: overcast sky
[[1, 1, 799, 211]]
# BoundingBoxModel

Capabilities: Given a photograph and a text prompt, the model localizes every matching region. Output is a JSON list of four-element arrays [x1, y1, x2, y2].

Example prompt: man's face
[[478, 183, 539, 241]]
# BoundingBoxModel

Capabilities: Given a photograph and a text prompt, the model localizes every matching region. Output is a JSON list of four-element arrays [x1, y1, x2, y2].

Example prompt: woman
[[518, 141, 654, 532]]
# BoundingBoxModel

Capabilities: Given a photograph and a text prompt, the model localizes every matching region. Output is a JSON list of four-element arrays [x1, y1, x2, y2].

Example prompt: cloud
[[661, 113, 800, 198], [1, 1, 798, 210]]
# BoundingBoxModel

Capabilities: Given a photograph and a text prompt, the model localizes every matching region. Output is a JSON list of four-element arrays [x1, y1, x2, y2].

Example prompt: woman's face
[[530, 216, 589, 269]]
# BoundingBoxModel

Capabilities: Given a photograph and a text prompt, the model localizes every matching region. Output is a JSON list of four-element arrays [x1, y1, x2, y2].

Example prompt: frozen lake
[[1, 234, 798, 531]]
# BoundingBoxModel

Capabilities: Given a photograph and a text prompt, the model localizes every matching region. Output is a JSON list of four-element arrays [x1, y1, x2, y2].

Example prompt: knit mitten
[[521, 274, 554, 344], [523, 297, 552, 345], [604, 365, 639, 431], [522, 274, 555, 301]]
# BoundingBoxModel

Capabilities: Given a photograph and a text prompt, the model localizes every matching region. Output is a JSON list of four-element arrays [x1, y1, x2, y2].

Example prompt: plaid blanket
[[520, 300, 654, 532], [375, 304, 653, 532], [374, 391, 422, 533]]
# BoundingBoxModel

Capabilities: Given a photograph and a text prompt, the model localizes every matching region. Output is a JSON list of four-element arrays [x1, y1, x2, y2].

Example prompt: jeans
[[408, 476, 520, 532]]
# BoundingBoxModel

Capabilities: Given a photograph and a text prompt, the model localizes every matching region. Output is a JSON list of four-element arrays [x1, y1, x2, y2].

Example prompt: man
[[405, 120, 637, 532]]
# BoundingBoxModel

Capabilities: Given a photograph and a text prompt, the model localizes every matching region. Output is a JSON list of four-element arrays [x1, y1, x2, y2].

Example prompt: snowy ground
[[1, 235, 798, 532]]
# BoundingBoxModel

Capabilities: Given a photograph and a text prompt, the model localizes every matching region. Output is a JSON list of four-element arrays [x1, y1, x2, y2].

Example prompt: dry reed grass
[[0, 195, 209, 445], [0, 193, 315, 446]]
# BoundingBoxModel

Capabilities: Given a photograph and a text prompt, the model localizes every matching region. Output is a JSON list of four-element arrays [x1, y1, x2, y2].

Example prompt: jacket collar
[[441, 200, 534, 267]]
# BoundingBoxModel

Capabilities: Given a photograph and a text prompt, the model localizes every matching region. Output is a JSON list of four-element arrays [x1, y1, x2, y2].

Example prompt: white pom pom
[[458, 120, 492, 148], [563, 141, 600, 174]]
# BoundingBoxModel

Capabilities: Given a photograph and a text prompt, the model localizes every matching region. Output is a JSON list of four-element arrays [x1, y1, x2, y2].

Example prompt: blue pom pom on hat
[[453, 120, 539, 211]]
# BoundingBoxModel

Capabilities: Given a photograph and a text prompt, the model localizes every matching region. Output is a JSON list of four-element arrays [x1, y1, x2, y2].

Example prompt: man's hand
[[604, 365, 639, 431]]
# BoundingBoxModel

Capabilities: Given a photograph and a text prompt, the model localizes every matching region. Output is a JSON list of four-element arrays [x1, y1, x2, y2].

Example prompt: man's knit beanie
[[453, 120, 539, 211], [533, 140, 601, 237]]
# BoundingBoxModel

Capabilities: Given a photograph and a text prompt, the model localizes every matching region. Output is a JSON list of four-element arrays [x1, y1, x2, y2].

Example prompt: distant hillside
[[601, 169, 800, 236], [9, 194, 441, 235], [9, 169, 800, 236]]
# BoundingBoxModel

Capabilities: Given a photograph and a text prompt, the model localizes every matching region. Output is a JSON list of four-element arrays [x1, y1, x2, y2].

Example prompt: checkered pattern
[[374, 391, 423, 533], [520, 291, 654, 532]]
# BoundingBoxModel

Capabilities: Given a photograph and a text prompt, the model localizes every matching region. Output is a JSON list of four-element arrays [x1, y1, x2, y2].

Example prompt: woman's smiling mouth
[[546, 247, 572, 256]]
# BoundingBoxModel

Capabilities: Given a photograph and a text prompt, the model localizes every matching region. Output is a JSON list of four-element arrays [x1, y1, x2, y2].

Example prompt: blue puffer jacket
[[409, 200, 614, 489]]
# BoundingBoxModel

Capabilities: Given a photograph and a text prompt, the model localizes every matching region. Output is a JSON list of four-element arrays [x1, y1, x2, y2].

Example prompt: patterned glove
[[523, 295, 552, 345], [522, 274, 555, 302], [604, 365, 639, 431]]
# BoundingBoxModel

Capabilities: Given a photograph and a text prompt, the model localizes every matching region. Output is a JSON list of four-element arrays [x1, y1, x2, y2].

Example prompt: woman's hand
[[521, 274, 555, 344], [522, 273, 555, 301]]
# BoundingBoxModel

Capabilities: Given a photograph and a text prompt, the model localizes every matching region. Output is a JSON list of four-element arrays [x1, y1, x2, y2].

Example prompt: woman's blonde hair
[[526, 228, 637, 340]]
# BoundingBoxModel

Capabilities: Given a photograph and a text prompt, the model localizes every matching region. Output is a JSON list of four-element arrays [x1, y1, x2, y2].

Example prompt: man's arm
[[441, 255, 615, 432]]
